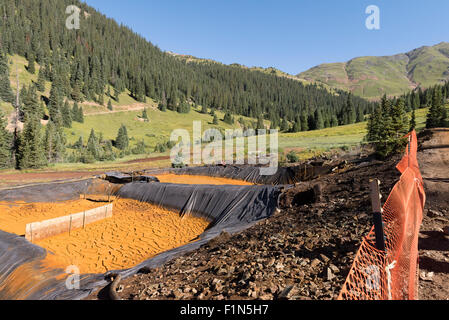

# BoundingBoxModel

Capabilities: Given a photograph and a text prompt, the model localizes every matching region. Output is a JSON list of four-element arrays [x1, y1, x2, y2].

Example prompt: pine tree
[[20, 85, 40, 121], [300, 110, 308, 131], [72, 102, 79, 122], [356, 107, 364, 123], [280, 118, 290, 132], [108, 99, 113, 111], [87, 128, 101, 160], [74, 136, 83, 149], [159, 91, 167, 111], [426, 86, 447, 128], [256, 116, 265, 131], [43, 120, 56, 162], [343, 94, 356, 125], [0, 109, 12, 168], [48, 82, 64, 127], [223, 112, 233, 125], [0, 48, 14, 103], [366, 104, 382, 143], [102, 140, 116, 161], [113, 87, 120, 102], [36, 68, 46, 92], [330, 114, 339, 127], [115, 125, 129, 150], [390, 98, 408, 136], [388, 98, 409, 154], [142, 108, 149, 121], [410, 105, 416, 131], [291, 120, 301, 133], [212, 114, 218, 125], [159, 101, 167, 112], [17, 114, 47, 169], [427, 95, 441, 129], [71, 83, 82, 102], [314, 109, 324, 130], [27, 53, 35, 74], [413, 91, 420, 110], [367, 96, 409, 158], [61, 100, 72, 128], [53, 128, 66, 163], [98, 92, 104, 106], [77, 106, 84, 124]]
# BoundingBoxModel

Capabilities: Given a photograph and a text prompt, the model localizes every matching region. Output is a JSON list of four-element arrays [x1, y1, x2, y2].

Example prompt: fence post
[[370, 179, 386, 252], [408, 135, 411, 168]]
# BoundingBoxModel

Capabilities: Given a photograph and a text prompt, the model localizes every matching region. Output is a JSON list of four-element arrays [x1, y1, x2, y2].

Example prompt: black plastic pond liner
[[118, 182, 281, 229], [0, 181, 281, 300], [0, 179, 95, 203], [104, 172, 160, 184], [144, 164, 333, 185]]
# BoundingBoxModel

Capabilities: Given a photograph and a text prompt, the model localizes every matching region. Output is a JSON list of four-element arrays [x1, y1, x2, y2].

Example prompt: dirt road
[[0, 157, 171, 189], [0, 171, 104, 189], [417, 128, 449, 300]]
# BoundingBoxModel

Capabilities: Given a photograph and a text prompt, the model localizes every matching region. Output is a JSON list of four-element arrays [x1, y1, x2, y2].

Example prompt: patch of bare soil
[[417, 129, 449, 300], [0, 171, 104, 188], [123, 156, 170, 165], [83, 103, 148, 116]]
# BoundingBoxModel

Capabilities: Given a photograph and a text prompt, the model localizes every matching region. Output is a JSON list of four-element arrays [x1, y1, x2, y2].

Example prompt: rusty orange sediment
[[0, 199, 105, 235], [0, 199, 210, 274], [155, 174, 254, 185]]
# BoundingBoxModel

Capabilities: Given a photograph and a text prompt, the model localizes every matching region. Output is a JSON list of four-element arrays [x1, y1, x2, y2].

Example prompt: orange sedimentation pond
[[0, 199, 210, 274], [155, 174, 254, 185]]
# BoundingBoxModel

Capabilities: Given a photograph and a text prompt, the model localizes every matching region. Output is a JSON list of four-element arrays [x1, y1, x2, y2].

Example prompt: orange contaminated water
[[0, 199, 210, 274], [155, 174, 254, 185]]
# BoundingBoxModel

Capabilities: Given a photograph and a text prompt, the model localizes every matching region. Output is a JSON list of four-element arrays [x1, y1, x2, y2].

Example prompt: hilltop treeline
[[0, 0, 374, 127]]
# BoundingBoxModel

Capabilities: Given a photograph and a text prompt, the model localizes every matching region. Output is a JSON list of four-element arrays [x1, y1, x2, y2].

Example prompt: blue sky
[[83, 0, 449, 75]]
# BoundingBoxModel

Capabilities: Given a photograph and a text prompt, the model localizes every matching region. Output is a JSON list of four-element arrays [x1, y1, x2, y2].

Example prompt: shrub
[[286, 151, 299, 163]]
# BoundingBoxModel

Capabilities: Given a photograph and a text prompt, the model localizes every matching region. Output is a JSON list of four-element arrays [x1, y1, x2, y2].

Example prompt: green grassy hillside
[[298, 42, 449, 99], [65, 107, 253, 148]]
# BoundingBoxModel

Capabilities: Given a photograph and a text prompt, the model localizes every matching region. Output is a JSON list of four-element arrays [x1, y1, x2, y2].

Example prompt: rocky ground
[[417, 129, 449, 300], [87, 129, 448, 300]]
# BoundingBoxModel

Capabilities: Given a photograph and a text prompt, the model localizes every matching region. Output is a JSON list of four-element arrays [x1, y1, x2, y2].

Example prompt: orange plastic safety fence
[[338, 130, 426, 300]]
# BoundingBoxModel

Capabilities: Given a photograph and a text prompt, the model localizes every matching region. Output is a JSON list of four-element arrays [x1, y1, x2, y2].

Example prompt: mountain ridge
[[298, 42, 449, 99]]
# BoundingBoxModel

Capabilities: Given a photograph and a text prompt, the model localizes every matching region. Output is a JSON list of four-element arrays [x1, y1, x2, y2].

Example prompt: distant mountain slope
[[297, 42, 449, 99]]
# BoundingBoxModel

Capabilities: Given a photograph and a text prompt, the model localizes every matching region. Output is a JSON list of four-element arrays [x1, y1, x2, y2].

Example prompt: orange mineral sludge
[[155, 174, 254, 185], [0, 199, 210, 274], [35, 199, 210, 274], [0, 199, 105, 235]]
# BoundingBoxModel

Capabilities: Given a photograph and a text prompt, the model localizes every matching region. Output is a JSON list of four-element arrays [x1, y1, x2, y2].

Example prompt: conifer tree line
[[366, 81, 448, 158], [0, 0, 374, 129]]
